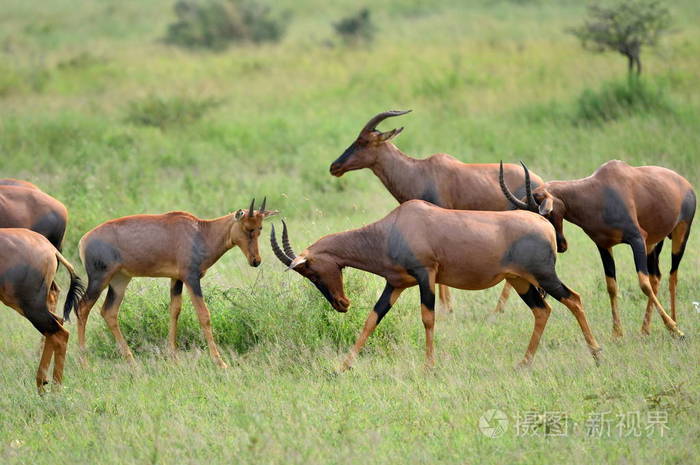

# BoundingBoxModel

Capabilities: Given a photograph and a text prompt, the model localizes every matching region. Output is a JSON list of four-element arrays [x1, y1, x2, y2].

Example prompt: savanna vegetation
[[1, 1, 699, 464]]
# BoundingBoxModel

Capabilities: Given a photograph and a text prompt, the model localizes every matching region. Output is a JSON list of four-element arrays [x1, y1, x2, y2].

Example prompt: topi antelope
[[75, 198, 277, 368], [329, 110, 545, 314], [500, 160, 695, 338], [0, 229, 84, 393], [271, 200, 601, 369]]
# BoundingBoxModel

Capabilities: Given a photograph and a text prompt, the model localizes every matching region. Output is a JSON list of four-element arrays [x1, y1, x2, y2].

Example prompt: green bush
[[165, 0, 287, 50], [125, 95, 221, 130], [574, 77, 671, 123], [333, 8, 376, 45]]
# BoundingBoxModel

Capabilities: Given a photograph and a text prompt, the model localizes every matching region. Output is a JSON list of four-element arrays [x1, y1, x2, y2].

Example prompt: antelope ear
[[262, 210, 279, 219], [234, 209, 246, 220], [378, 127, 404, 142], [286, 255, 308, 271], [539, 197, 554, 216]]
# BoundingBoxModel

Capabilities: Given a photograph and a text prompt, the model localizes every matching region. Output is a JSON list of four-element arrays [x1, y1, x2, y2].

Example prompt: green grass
[[1, 1, 699, 464]]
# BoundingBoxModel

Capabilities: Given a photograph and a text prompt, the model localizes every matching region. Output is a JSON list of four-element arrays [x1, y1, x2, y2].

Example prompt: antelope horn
[[520, 161, 538, 211], [270, 224, 292, 266], [361, 110, 412, 133], [259, 196, 267, 214], [499, 161, 530, 211], [282, 220, 296, 259], [248, 198, 255, 217]]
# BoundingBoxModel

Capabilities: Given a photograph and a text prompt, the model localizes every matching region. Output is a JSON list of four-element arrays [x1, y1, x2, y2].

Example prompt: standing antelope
[[271, 201, 601, 369], [500, 160, 694, 338], [74, 199, 277, 368], [329, 110, 545, 314], [0, 229, 84, 393]]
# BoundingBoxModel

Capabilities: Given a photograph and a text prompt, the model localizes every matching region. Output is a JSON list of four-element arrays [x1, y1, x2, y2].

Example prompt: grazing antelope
[[329, 110, 545, 314], [271, 201, 601, 369], [500, 160, 694, 338], [75, 199, 277, 368], [0, 229, 84, 393]]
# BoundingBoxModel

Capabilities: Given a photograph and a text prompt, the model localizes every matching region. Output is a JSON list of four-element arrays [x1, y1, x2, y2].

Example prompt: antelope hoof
[[612, 328, 624, 339], [215, 358, 229, 369], [591, 348, 603, 366], [672, 329, 686, 340], [516, 358, 533, 370], [640, 326, 651, 336]]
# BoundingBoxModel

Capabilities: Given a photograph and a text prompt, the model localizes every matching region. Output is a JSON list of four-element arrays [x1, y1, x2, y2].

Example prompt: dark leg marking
[[0, 265, 60, 334], [373, 283, 395, 324], [518, 285, 546, 308], [171, 279, 183, 297], [31, 211, 66, 251], [598, 246, 616, 279]]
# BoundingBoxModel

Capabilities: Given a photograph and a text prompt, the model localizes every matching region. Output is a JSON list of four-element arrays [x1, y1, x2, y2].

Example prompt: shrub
[[574, 78, 671, 123], [125, 95, 221, 130], [333, 8, 376, 45], [164, 0, 287, 50]]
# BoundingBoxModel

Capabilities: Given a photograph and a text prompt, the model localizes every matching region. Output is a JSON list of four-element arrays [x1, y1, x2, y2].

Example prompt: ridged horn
[[259, 196, 267, 214], [270, 224, 292, 266], [248, 198, 255, 217], [499, 161, 530, 211], [361, 110, 412, 133], [520, 161, 538, 211], [282, 220, 296, 259]]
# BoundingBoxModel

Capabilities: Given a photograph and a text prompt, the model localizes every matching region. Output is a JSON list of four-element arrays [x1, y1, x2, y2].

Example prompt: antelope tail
[[55, 251, 86, 322]]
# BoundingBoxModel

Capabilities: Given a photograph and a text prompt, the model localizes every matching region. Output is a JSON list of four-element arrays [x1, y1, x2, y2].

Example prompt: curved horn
[[248, 198, 255, 217], [270, 224, 292, 266], [499, 161, 530, 211], [259, 196, 267, 214], [281, 220, 296, 259], [520, 161, 538, 211], [361, 110, 412, 133]]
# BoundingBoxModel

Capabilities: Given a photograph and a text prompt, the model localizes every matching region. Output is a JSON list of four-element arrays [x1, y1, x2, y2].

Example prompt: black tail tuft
[[63, 275, 86, 322]]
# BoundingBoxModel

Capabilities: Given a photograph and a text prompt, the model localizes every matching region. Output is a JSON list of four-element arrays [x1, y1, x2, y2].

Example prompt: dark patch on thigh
[[680, 190, 696, 223], [602, 187, 639, 242], [84, 239, 122, 276], [186, 232, 208, 296], [420, 183, 441, 206], [387, 227, 423, 282], [501, 233, 555, 275], [31, 210, 66, 250], [0, 264, 59, 334]]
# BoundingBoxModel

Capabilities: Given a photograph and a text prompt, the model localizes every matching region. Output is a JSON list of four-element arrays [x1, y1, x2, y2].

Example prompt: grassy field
[[1, 1, 699, 463]]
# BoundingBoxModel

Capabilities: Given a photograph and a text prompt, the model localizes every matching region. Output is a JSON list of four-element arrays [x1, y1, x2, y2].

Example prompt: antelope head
[[329, 110, 412, 177], [270, 222, 350, 312], [499, 161, 569, 253], [232, 197, 278, 267]]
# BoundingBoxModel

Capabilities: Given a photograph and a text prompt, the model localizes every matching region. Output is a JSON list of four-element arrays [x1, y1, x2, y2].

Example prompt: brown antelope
[[500, 160, 694, 338], [0, 181, 70, 310], [0, 229, 84, 393], [329, 110, 545, 314], [271, 200, 601, 369], [74, 199, 278, 368]]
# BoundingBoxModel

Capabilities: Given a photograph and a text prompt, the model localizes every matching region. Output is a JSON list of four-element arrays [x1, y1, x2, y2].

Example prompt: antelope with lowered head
[[271, 200, 601, 369], [329, 110, 545, 314], [500, 160, 694, 338], [0, 229, 84, 393], [75, 199, 277, 368]]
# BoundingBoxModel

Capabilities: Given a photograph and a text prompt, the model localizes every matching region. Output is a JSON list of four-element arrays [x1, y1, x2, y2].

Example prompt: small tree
[[333, 8, 375, 45], [570, 1, 672, 76]]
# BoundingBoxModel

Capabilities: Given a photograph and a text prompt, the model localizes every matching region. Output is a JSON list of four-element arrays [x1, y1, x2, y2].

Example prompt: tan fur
[[76, 205, 277, 368]]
